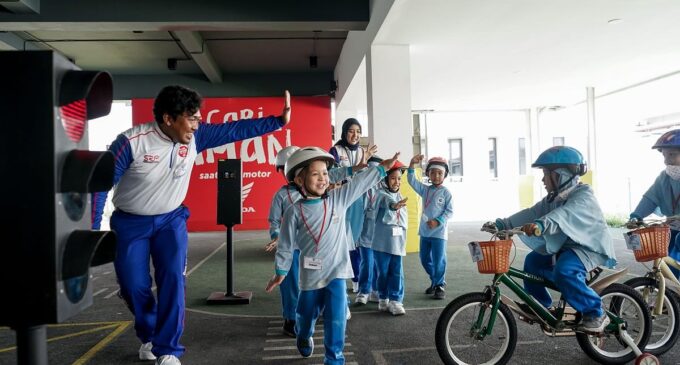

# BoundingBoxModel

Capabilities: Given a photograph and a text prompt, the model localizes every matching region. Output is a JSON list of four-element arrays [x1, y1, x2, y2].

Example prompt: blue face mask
[[666, 165, 680, 181]]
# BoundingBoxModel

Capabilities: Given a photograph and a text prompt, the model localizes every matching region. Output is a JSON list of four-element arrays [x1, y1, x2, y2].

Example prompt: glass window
[[518, 138, 526, 175], [553, 137, 565, 146], [448, 138, 463, 176], [489, 138, 498, 178]]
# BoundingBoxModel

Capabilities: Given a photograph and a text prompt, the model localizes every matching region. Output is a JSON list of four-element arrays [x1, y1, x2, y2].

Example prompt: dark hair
[[153, 85, 202, 124]]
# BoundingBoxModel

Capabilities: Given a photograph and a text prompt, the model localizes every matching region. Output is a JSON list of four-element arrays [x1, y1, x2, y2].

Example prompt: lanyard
[[670, 185, 680, 215], [286, 187, 295, 206], [424, 187, 435, 209], [342, 146, 364, 167], [299, 200, 330, 252]]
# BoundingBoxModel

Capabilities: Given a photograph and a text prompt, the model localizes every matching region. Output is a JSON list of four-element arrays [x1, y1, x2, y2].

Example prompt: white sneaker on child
[[156, 355, 181, 365], [355, 293, 368, 304], [388, 301, 406, 316], [139, 342, 156, 361], [378, 299, 389, 312], [368, 291, 379, 303]]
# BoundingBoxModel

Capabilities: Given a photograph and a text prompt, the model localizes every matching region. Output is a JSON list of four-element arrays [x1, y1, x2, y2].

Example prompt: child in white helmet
[[266, 146, 364, 336], [407, 155, 453, 299], [266, 147, 398, 364], [628, 129, 680, 277], [372, 161, 409, 315]]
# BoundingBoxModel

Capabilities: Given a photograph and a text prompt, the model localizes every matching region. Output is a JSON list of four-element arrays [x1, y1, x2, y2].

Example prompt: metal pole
[[16, 325, 47, 365], [226, 225, 234, 296]]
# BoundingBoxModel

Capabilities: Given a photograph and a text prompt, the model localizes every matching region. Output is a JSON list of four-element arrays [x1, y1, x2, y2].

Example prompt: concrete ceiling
[[373, 0, 680, 111], [0, 0, 368, 83]]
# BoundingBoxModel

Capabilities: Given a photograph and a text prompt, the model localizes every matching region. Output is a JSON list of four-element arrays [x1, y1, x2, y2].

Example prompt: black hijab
[[334, 118, 362, 151]]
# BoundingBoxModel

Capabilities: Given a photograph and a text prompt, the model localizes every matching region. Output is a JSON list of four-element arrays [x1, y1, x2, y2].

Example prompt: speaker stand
[[207, 225, 252, 304]]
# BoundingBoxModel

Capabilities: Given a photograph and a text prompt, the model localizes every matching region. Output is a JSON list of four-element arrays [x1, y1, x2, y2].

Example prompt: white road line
[[371, 341, 544, 364], [265, 336, 328, 343], [267, 329, 324, 336], [104, 289, 119, 299], [93, 288, 108, 297], [264, 343, 351, 351], [263, 352, 354, 361]]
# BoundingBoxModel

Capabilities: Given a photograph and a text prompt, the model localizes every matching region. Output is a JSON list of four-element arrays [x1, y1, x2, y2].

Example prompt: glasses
[[182, 114, 201, 123]]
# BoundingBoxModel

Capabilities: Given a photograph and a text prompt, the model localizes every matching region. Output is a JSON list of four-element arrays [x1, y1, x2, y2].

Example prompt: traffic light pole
[[206, 224, 252, 304], [16, 325, 47, 365]]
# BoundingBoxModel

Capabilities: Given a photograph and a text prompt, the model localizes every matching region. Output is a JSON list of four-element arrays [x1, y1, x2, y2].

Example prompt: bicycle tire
[[576, 283, 652, 364], [624, 276, 680, 356], [435, 292, 517, 365]]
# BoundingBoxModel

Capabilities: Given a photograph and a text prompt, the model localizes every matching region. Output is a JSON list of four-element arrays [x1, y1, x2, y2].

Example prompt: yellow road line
[[72, 321, 131, 365], [0, 323, 122, 353]]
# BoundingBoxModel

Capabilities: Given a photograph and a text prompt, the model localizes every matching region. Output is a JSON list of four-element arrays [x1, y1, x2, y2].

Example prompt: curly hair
[[153, 85, 202, 124]]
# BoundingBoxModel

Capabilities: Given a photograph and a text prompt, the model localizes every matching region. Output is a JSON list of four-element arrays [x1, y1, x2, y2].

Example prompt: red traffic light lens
[[59, 99, 87, 142]]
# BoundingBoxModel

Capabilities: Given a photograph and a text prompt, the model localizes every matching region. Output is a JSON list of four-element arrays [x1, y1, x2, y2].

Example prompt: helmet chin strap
[[547, 171, 576, 203]]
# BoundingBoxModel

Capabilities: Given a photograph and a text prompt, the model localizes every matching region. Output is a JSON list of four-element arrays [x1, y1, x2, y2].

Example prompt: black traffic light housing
[[0, 51, 116, 327]]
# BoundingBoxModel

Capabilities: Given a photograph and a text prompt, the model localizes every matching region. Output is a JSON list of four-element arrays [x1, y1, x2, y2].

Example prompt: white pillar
[[586, 86, 597, 172], [366, 44, 413, 161]]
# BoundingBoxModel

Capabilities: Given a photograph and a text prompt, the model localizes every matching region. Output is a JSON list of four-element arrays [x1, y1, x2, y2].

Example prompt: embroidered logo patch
[[178, 145, 188, 157]]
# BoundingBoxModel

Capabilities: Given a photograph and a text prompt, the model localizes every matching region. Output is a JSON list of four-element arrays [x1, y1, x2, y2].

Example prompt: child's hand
[[327, 182, 342, 192], [264, 238, 278, 252], [427, 219, 439, 229], [522, 223, 541, 236], [266, 274, 286, 292], [410, 154, 424, 168], [392, 197, 408, 210], [481, 221, 497, 233], [380, 152, 401, 170]]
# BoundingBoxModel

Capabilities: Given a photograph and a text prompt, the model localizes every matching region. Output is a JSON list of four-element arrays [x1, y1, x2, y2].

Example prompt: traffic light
[[0, 51, 116, 326]]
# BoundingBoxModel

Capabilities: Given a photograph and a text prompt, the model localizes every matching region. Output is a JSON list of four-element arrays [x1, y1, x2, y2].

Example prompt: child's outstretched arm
[[407, 154, 427, 196], [267, 205, 296, 292], [434, 191, 453, 227], [333, 152, 399, 209], [265, 190, 286, 251]]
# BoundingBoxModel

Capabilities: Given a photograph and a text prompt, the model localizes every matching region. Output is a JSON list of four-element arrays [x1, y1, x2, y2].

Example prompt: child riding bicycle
[[628, 129, 680, 277], [484, 146, 617, 332]]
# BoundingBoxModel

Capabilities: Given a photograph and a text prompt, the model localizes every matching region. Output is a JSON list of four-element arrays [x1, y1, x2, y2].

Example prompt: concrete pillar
[[366, 44, 413, 161]]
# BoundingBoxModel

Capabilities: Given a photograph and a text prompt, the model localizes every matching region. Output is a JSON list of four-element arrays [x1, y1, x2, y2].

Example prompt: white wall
[[424, 110, 529, 221]]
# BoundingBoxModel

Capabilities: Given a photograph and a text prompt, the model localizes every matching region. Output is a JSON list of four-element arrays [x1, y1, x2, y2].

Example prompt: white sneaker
[[139, 342, 156, 361], [368, 291, 380, 303], [378, 299, 389, 311], [355, 293, 368, 304], [156, 355, 181, 365], [388, 301, 406, 316], [346, 306, 352, 320], [352, 281, 359, 293]]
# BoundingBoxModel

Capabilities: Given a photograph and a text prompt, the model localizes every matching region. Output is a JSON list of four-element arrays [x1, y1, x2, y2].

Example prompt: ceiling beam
[[172, 31, 222, 83], [0, 0, 369, 31]]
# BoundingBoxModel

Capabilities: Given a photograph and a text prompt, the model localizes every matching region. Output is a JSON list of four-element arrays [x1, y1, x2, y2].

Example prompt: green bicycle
[[435, 227, 658, 365]]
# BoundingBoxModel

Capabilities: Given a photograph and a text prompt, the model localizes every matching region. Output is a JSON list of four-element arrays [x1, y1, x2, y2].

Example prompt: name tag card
[[623, 233, 642, 250], [468, 242, 484, 262], [304, 256, 323, 270]]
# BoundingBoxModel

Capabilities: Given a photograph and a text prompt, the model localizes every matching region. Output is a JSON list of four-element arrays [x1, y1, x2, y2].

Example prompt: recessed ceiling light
[[607, 18, 623, 25]]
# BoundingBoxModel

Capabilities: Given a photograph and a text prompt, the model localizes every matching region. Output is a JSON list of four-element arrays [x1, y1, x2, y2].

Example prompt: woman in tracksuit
[[266, 147, 398, 365]]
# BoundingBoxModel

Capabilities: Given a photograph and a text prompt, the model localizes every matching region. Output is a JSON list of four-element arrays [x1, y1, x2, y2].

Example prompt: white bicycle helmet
[[284, 146, 335, 182], [275, 146, 300, 171]]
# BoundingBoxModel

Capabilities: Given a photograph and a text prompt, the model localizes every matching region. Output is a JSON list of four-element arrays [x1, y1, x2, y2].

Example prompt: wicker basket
[[629, 225, 670, 262], [476, 239, 513, 274]]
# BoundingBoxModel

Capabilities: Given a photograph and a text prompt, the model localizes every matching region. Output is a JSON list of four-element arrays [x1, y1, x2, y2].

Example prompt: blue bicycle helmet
[[532, 146, 587, 176], [652, 129, 680, 150]]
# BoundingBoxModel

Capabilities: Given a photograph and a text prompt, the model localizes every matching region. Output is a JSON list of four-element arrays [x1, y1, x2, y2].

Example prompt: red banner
[[131, 96, 332, 231]]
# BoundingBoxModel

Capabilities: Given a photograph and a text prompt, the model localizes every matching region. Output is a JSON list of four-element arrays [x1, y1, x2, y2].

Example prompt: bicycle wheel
[[624, 276, 680, 356], [576, 283, 652, 364], [435, 292, 517, 365]]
